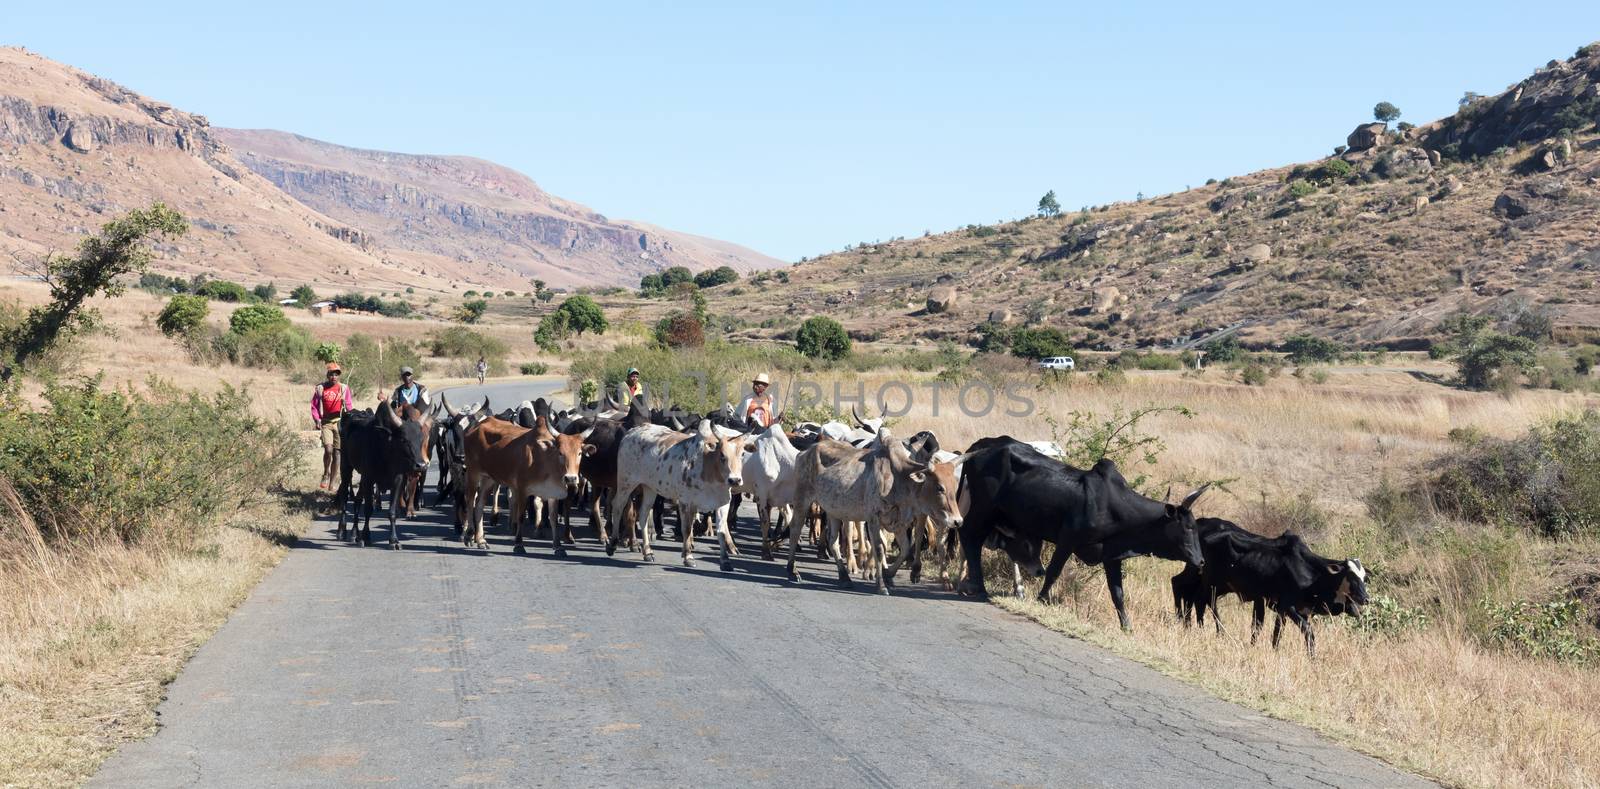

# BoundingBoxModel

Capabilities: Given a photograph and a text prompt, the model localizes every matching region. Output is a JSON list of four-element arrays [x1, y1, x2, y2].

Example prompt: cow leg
[[468, 477, 495, 549], [875, 526, 905, 595], [1011, 562, 1026, 598], [548, 497, 569, 557], [335, 476, 350, 542], [1250, 599, 1266, 645], [883, 527, 913, 588], [360, 480, 374, 547], [678, 501, 699, 567], [605, 486, 632, 556], [784, 502, 803, 582], [1104, 560, 1133, 632], [1036, 545, 1072, 603], [758, 502, 774, 561], [1271, 610, 1286, 649], [636, 490, 659, 563], [388, 474, 405, 549], [830, 518, 852, 588], [908, 526, 925, 585], [714, 501, 735, 572], [1208, 589, 1226, 635], [510, 489, 529, 554], [955, 510, 992, 598]]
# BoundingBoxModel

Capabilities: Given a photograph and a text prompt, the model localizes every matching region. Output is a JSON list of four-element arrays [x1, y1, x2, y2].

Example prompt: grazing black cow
[[336, 401, 432, 549], [1170, 519, 1368, 655], [956, 436, 1207, 631]]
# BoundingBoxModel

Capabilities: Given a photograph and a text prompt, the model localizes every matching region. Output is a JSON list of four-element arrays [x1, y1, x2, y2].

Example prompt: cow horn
[[473, 397, 492, 418], [1179, 483, 1212, 510], [440, 394, 459, 419], [851, 403, 870, 429], [579, 425, 596, 440], [379, 400, 403, 430], [1164, 485, 1173, 504]]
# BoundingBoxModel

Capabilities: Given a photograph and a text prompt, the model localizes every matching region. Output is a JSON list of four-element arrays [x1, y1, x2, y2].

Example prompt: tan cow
[[607, 421, 752, 571], [791, 427, 967, 595], [462, 409, 596, 554]]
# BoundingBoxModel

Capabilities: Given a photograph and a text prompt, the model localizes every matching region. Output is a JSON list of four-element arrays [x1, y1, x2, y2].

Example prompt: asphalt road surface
[[93, 380, 1431, 788]]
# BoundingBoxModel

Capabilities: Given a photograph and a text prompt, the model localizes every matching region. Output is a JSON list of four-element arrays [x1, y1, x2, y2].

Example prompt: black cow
[[1170, 519, 1368, 655], [336, 401, 433, 549], [956, 436, 1207, 631]]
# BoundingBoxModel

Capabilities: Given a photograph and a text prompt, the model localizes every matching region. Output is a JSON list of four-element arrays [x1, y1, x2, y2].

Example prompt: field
[[5, 275, 1600, 787]]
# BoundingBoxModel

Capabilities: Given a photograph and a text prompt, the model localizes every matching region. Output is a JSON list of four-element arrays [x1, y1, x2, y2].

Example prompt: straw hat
[[752, 373, 771, 386]]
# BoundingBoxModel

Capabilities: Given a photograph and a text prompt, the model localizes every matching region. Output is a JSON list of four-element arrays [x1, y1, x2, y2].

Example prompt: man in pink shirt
[[311, 362, 354, 490]]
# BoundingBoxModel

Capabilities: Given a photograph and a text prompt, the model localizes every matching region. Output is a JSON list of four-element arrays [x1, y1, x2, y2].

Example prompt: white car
[[1037, 356, 1075, 371]]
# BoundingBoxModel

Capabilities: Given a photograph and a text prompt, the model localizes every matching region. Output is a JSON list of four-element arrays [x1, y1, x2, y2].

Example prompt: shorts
[[321, 420, 342, 451]]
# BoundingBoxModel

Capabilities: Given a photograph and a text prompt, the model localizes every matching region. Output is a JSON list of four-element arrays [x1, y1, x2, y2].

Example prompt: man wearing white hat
[[739, 373, 776, 429], [389, 366, 430, 409]]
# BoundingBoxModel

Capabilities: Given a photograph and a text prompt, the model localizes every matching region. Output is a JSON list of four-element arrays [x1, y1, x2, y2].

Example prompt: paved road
[[94, 380, 1430, 788]]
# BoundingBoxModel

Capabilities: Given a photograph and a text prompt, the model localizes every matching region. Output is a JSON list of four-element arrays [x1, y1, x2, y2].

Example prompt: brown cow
[[462, 409, 596, 554]]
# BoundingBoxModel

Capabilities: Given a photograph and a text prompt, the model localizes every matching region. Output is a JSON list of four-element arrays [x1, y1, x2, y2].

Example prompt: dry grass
[[803, 366, 1600, 789], [0, 466, 314, 788]]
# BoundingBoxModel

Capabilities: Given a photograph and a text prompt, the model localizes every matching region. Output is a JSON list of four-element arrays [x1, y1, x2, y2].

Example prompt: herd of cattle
[[331, 393, 1370, 655]]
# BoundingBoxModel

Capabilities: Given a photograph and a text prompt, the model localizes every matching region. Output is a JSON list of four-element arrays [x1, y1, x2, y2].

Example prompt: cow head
[[1326, 558, 1369, 616], [381, 400, 433, 474], [885, 431, 968, 532], [1155, 483, 1209, 568], [550, 425, 599, 490], [697, 420, 753, 488]]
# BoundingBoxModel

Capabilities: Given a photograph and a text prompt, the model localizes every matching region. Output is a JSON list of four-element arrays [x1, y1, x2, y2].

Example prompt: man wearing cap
[[624, 367, 644, 402], [389, 366, 430, 410], [311, 362, 353, 491], [738, 373, 776, 429]]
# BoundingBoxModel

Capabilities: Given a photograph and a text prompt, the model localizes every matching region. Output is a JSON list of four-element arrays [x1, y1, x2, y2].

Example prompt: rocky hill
[[215, 130, 783, 289], [0, 47, 780, 294], [707, 43, 1600, 350]]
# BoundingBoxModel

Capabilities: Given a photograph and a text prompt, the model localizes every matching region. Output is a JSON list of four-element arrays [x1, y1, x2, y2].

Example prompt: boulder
[[1242, 243, 1272, 264], [62, 123, 94, 153], [1494, 178, 1570, 218], [1440, 175, 1464, 196], [987, 308, 1014, 324], [926, 286, 959, 313], [1426, 149, 1442, 167], [1092, 286, 1122, 313], [1347, 122, 1387, 152], [1376, 147, 1433, 178]]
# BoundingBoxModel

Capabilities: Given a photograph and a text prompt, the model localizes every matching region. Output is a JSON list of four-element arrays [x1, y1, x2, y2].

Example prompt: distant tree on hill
[[795, 316, 851, 360], [454, 299, 487, 324], [1459, 91, 1482, 107], [1374, 101, 1402, 128], [693, 266, 739, 288], [252, 282, 277, 302], [290, 284, 316, 306], [537, 289, 554, 303], [661, 266, 694, 287], [555, 295, 607, 336], [1037, 190, 1061, 217]]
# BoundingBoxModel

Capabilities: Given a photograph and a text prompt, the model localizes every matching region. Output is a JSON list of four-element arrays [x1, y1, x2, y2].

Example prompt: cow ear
[[1164, 502, 1179, 518], [909, 470, 927, 483], [742, 438, 757, 453], [1326, 561, 1343, 575], [582, 443, 598, 456]]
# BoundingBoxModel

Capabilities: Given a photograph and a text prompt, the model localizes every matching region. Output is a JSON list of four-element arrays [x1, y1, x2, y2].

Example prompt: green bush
[[426, 326, 508, 360], [251, 282, 277, 302], [228, 304, 290, 335], [1282, 333, 1344, 364], [519, 362, 550, 376], [693, 266, 740, 289], [289, 284, 316, 306], [196, 280, 249, 302], [570, 342, 809, 415], [1239, 363, 1269, 386], [1352, 595, 1431, 639], [796, 316, 851, 360], [1009, 327, 1072, 360], [454, 299, 487, 324], [340, 334, 423, 398], [1287, 179, 1317, 199], [1201, 335, 1243, 363], [1427, 410, 1600, 537], [1456, 332, 1536, 390], [0, 378, 299, 545], [215, 324, 313, 370], [1481, 598, 1599, 665], [313, 342, 340, 363], [534, 311, 570, 353], [555, 295, 608, 335], [156, 294, 208, 337], [1316, 158, 1355, 182]]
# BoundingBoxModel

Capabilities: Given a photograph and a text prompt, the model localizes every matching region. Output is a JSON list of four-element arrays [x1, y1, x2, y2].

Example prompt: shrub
[[0, 378, 300, 545], [578, 379, 599, 404], [1481, 598, 1599, 665], [569, 342, 809, 415], [340, 334, 422, 398], [1427, 410, 1600, 537], [555, 295, 608, 335], [534, 312, 570, 353], [289, 284, 316, 306], [426, 326, 508, 360], [1201, 335, 1243, 363], [215, 323, 313, 370], [1353, 595, 1431, 639], [1282, 333, 1344, 364], [196, 280, 249, 302], [693, 266, 739, 289], [454, 299, 488, 324], [796, 316, 851, 360], [519, 362, 550, 376], [139, 273, 190, 293], [1239, 363, 1269, 386], [1316, 159, 1355, 181], [156, 295, 208, 336], [251, 282, 277, 302], [1009, 327, 1072, 360], [313, 342, 340, 363], [1287, 179, 1317, 199], [1456, 332, 1536, 390], [653, 310, 705, 349], [227, 304, 290, 335]]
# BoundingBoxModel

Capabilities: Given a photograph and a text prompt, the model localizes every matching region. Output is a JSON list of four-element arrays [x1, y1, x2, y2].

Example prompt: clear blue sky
[[8, 3, 1599, 261]]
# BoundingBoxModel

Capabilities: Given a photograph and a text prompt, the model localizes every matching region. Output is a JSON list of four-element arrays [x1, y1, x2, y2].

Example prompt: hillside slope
[[709, 44, 1600, 350], [215, 129, 783, 289], [0, 47, 425, 291]]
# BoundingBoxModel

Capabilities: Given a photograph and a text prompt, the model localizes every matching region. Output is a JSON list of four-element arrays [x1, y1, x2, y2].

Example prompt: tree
[[795, 316, 851, 360], [3, 203, 187, 379], [454, 299, 487, 324], [1281, 334, 1344, 364], [1009, 327, 1073, 360], [1457, 332, 1536, 390], [1037, 190, 1061, 217], [661, 266, 693, 287], [228, 304, 290, 335], [196, 279, 249, 302], [290, 284, 317, 306], [653, 310, 704, 348], [156, 294, 208, 337], [555, 295, 607, 336], [251, 282, 277, 302], [640, 272, 665, 294], [536, 289, 554, 303], [1459, 91, 1483, 107], [1374, 101, 1402, 128], [693, 266, 739, 288], [532, 279, 546, 293], [533, 311, 570, 353]]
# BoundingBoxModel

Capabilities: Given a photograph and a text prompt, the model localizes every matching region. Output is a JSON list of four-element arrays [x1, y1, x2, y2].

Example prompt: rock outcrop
[[1347, 122, 1388, 152], [927, 286, 959, 313], [1424, 43, 1600, 158]]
